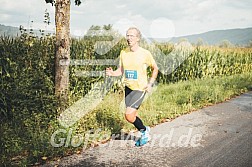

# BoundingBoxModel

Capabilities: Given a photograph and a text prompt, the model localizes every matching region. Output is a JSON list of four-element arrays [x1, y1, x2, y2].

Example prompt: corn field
[[1, 33, 252, 120], [0, 33, 252, 165], [1, 34, 252, 100], [153, 45, 252, 82]]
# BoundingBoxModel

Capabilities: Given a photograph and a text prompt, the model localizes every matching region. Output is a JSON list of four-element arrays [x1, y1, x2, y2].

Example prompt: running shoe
[[135, 126, 151, 146]]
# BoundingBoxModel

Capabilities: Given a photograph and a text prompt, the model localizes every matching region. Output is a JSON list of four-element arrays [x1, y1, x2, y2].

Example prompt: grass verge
[[93, 72, 252, 132], [1, 72, 252, 166]]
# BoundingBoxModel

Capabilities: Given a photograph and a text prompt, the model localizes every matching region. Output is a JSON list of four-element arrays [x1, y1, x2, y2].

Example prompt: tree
[[85, 25, 101, 37], [219, 39, 233, 48], [103, 24, 113, 31], [45, 0, 81, 105], [179, 38, 188, 43], [196, 38, 204, 47], [247, 40, 252, 48]]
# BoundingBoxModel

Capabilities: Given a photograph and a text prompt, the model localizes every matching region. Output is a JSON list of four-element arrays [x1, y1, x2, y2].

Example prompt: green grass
[[94, 72, 252, 132], [1, 72, 252, 166], [1, 34, 252, 166]]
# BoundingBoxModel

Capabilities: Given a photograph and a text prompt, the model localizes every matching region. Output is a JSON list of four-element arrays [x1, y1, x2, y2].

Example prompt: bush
[[0, 33, 252, 166]]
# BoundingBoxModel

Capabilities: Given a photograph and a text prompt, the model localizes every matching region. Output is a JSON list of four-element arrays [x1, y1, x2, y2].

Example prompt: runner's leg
[[124, 86, 146, 131]]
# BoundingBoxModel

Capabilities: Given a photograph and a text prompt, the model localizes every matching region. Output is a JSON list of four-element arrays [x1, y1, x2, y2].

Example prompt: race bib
[[125, 70, 138, 80]]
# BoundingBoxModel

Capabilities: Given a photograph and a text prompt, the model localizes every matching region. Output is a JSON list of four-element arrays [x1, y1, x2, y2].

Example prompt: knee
[[125, 114, 135, 123]]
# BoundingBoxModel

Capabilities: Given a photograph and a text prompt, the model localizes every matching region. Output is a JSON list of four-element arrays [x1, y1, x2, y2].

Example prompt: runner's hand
[[105, 67, 113, 76], [144, 83, 153, 93]]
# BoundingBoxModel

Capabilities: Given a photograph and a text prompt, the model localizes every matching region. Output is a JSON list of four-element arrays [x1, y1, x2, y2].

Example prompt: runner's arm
[[149, 62, 158, 86], [106, 66, 123, 77]]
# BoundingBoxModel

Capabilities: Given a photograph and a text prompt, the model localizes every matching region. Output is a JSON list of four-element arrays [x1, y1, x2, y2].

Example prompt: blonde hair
[[127, 27, 142, 39]]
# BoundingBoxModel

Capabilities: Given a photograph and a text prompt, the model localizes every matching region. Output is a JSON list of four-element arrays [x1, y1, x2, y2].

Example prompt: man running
[[106, 27, 158, 146]]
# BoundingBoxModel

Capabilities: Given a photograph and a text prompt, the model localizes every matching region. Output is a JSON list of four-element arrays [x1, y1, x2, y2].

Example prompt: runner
[[106, 27, 158, 146]]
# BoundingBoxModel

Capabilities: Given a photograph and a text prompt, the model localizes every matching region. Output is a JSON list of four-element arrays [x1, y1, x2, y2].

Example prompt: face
[[126, 29, 140, 47]]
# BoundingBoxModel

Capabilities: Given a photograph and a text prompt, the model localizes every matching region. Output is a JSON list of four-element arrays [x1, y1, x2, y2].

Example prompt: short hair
[[126, 27, 142, 39]]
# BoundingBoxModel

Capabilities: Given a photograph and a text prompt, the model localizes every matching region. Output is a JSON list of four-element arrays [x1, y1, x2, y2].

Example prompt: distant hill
[[0, 24, 20, 36], [1, 24, 252, 46], [0, 24, 54, 37], [169, 27, 252, 46]]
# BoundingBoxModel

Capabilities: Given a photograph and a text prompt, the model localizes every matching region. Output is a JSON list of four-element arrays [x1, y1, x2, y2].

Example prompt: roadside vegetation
[[0, 29, 252, 166]]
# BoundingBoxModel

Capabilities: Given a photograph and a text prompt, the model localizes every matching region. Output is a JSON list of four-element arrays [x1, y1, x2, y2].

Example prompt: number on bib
[[125, 70, 138, 80]]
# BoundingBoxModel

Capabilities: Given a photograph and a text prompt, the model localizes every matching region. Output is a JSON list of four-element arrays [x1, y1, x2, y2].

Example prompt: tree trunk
[[55, 0, 71, 104]]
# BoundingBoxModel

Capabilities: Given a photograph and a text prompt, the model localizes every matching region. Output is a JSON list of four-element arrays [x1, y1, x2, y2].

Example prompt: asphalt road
[[44, 91, 252, 167]]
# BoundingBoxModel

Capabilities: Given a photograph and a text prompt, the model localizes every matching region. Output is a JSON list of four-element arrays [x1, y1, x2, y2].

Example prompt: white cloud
[[0, 0, 54, 30], [0, 0, 252, 37], [149, 18, 175, 39]]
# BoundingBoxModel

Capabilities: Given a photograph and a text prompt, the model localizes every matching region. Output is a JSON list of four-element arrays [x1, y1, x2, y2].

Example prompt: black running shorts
[[125, 86, 146, 109]]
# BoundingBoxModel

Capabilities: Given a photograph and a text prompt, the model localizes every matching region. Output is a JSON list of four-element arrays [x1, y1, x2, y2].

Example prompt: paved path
[[45, 91, 252, 167]]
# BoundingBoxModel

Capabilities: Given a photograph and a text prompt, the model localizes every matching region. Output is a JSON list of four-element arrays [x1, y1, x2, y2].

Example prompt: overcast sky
[[1, 0, 252, 38]]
